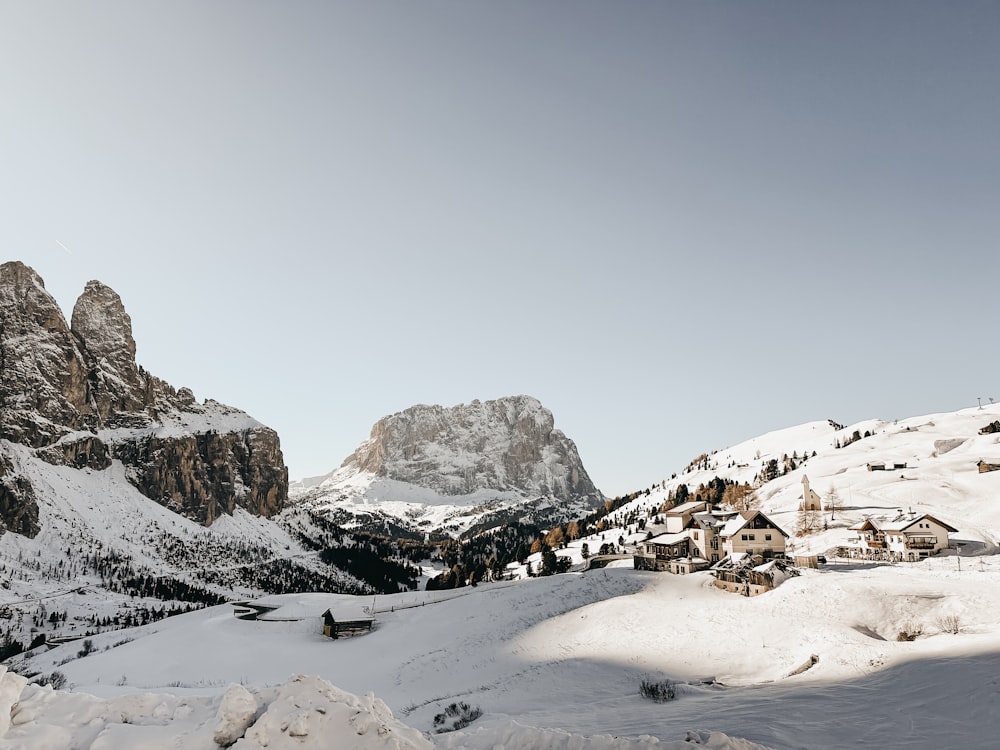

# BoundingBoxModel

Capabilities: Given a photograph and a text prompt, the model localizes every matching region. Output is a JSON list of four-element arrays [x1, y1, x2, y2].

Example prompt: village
[[630, 472, 959, 598]]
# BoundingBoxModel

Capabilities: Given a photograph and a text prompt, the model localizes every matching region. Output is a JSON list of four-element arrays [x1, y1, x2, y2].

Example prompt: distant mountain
[[0, 261, 286, 528], [291, 396, 605, 537]]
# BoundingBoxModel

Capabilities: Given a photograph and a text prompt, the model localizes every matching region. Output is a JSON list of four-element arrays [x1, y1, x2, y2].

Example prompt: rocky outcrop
[[36, 434, 112, 471], [71, 279, 148, 419], [341, 396, 601, 503], [0, 454, 39, 537], [0, 261, 288, 528], [114, 426, 286, 525]]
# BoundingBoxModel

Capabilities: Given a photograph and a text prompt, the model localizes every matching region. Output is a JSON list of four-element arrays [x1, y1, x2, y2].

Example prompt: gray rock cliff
[[341, 395, 602, 503], [0, 261, 288, 530]]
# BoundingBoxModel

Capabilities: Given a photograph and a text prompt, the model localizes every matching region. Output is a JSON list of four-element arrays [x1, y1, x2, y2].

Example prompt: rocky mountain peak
[[0, 261, 91, 442], [72, 279, 138, 374], [0, 261, 288, 529], [341, 395, 601, 503], [71, 278, 145, 418]]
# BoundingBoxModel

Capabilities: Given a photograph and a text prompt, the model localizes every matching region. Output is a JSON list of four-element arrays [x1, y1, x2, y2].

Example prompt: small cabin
[[322, 609, 375, 639], [977, 460, 1000, 474], [868, 461, 906, 472]]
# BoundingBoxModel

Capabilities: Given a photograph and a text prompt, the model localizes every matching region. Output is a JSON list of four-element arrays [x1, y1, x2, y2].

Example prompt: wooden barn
[[322, 608, 375, 639]]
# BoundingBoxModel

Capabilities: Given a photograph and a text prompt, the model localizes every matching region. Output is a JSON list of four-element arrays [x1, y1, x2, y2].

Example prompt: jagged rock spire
[[0, 261, 288, 528]]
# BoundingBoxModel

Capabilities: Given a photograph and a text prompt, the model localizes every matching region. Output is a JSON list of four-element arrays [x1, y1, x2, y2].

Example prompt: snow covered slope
[[0, 262, 374, 653], [292, 396, 605, 537], [592, 403, 1000, 559], [6, 401, 1000, 747], [12, 558, 1000, 748], [0, 439, 366, 652]]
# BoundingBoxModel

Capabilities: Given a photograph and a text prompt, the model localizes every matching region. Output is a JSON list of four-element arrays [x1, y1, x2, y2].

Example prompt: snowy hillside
[[0, 440, 368, 654], [0, 262, 398, 657], [6, 402, 1000, 748], [10, 559, 1000, 748], [588, 404, 1000, 558]]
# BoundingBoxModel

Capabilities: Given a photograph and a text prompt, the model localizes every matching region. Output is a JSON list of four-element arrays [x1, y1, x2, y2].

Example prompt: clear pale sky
[[2, 1, 997, 496]]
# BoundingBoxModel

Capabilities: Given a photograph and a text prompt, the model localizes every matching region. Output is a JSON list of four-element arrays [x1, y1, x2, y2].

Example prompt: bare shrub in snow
[[36, 671, 66, 690], [896, 623, 923, 641], [433, 701, 482, 733], [937, 614, 961, 634], [639, 677, 676, 702]]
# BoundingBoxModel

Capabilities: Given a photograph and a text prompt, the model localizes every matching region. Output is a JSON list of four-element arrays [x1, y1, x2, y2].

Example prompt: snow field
[[14, 552, 1000, 748]]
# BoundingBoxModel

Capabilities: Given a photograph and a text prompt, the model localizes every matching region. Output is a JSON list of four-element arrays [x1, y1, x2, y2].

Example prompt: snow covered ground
[[10, 555, 1000, 748], [5, 403, 1000, 747]]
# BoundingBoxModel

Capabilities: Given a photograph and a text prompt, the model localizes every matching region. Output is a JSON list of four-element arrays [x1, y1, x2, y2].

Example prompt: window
[[693, 530, 699, 540], [748, 534, 755, 541], [741, 534, 748, 541], [765, 534, 772, 541]]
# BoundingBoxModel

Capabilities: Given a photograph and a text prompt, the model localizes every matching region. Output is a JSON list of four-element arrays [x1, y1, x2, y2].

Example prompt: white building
[[718, 510, 789, 559], [848, 514, 957, 561]]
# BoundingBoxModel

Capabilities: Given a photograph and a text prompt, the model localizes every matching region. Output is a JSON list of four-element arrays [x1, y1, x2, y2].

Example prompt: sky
[[1, 1, 998, 497]]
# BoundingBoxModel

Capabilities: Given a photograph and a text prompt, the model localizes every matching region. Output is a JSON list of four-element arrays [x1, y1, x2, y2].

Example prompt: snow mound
[[236, 675, 431, 749], [0, 671, 773, 749], [1, 675, 431, 749], [213, 683, 259, 746]]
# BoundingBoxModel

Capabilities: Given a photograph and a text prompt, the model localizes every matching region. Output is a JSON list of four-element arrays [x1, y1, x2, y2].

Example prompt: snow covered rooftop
[[692, 510, 735, 529], [719, 513, 753, 538], [644, 531, 691, 546], [664, 501, 707, 515]]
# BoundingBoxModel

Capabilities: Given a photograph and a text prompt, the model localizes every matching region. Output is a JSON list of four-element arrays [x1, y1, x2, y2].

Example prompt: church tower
[[801, 474, 823, 511]]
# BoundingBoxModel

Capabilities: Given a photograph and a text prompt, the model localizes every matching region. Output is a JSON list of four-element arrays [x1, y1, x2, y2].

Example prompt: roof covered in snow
[[645, 531, 691, 546], [664, 501, 708, 515]]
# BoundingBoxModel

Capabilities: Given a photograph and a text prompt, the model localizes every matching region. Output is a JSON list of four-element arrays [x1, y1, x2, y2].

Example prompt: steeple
[[801, 474, 822, 511]]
